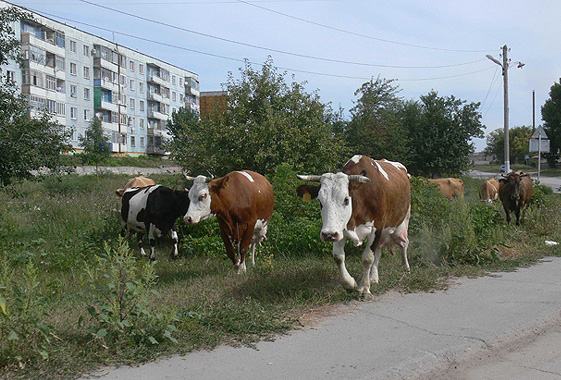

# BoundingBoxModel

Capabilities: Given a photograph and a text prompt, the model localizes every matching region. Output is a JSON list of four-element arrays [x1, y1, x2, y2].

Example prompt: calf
[[427, 178, 464, 199], [479, 178, 500, 204], [297, 155, 411, 299], [184, 170, 274, 273], [498, 171, 533, 225], [121, 185, 190, 260], [115, 176, 156, 197]]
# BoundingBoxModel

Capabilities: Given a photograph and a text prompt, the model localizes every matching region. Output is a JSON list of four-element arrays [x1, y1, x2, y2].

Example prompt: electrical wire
[[236, 0, 493, 53], [480, 66, 499, 109], [73, 0, 486, 69]]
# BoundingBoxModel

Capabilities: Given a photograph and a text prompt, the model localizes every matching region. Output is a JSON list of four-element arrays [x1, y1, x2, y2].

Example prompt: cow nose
[[185, 216, 193, 224], [321, 231, 339, 242]]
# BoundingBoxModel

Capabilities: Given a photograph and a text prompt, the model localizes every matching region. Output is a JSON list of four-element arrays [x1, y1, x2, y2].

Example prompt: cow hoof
[[149, 256, 156, 262]]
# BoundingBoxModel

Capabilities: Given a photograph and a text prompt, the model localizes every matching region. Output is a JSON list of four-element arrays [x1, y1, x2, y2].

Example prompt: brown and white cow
[[427, 178, 464, 199], [184, 170, 274, 273], [296, 155, 411, 299], [499, 171, 533, 225], [479, 178, 500, 204], [115, 176, 156, 197]]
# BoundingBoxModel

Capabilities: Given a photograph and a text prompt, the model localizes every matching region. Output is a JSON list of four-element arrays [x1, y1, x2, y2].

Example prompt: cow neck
[[208, 183, 230, 223]]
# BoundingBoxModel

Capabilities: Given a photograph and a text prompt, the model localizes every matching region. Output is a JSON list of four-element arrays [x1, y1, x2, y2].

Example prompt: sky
[[8, 0, 561, 152]]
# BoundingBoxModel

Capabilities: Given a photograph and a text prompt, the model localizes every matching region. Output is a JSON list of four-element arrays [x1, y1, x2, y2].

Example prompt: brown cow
[[479, 178, 500, 204], [296, 155, 411, 299], [115, 175, 156, 196], [184, 171, 274, 273], [427, 178, 464, 199], [499, 171, 533, 225]]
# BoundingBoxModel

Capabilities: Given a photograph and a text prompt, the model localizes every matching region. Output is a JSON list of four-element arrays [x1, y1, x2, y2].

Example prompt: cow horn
[[297, 175, 322, 182], [202, 176, 212, 183], [348, 175, 371, 183], [183, 172, 197, 181]]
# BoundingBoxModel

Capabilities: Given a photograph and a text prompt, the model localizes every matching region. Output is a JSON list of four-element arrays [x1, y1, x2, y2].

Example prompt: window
[[46, 75, 56, 90], [172, 75, 176, 85], [179, 93, 184, 102], [55, 31, 65, 48], [83, 66, 90, 79], [69, 40, 76, 52], [70, 62, 77, 75], [139, 82, 144, 93], [71, 127, 77, 141], [172, 92, 176, 102], [70, 85, 77, 98], [31, 71, 43, 87], [47, 99, 56, 114], [56, 102, 65, 116], [179, 78, 183, 86], [130, 98, 135, 110], [6, 70, 15, 82], [130, 61, 135, 71], [140, 137, 145, 148], [84, 109, 90, 120], [139, 119, 144, 129], [84, 88, 90, 100], [129, 79, 134, 91], [83, 45, 89, 56], [130, 136, 135, 147], [70, 107, 77, 119], [139, 100, 144, 112], [139, 64, 144, 74]]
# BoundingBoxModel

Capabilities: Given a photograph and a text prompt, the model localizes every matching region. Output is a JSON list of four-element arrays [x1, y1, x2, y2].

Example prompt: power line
[[236, 0, 493, 53], [480, 66, 499, 109], [29, 7, 494, 82], [74, 0, 486, 69]]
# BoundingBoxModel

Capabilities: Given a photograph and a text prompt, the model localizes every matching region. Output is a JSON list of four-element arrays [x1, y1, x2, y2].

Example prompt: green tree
[[167, 58, 346, 176], [484, 126, 533, 165], [79, 118, 110, 178], [0, 7, 72, 186], [541, 81, 561, 168], [346, 77, 409, 163], [404, 91, 484, 177]]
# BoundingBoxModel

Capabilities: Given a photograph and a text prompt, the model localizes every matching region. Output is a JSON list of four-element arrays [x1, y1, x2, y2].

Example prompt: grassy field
[[1, 168, 560, 379]]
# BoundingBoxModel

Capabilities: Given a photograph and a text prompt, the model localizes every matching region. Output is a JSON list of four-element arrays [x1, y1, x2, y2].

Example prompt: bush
[[81, 239, 178, 347]]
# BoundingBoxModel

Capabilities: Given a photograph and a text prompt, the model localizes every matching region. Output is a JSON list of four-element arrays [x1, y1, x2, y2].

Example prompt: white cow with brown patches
[[297, 155, 411, 299]]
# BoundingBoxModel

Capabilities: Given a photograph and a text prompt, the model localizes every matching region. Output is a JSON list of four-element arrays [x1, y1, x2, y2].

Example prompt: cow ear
[[296, 185, 319, 201], [349, 171, 368, 195], [211, 176, 229, 192]]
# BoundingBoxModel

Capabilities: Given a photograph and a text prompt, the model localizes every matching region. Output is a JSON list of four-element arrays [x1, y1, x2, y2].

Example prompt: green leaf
[[0, 296, 7, 316], [8, 330, 19, 341], [148, 336, 158, 345], [96, 328, 108, 338]]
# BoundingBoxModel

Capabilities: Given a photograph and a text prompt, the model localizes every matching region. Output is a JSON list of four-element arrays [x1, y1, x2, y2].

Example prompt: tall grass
[[0, 170, 560, 379]]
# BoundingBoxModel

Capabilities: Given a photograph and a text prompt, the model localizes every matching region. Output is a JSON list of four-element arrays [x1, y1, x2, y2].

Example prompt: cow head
[[499, 172, 529, 203], [184, 175, 213, 224], [297, 172, 370, 242]]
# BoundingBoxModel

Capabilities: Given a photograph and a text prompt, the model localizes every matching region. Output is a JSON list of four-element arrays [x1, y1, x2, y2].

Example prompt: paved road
[[81, 257, 561, 380]]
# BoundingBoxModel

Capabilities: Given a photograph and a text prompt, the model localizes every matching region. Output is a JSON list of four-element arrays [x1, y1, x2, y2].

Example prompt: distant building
[[0, 0, 199, 155], [200, 91, 228, 119]]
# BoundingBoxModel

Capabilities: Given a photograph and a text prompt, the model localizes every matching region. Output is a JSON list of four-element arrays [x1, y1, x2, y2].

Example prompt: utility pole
[[502, 45, 510, 174], [486, 45, 524, 174]]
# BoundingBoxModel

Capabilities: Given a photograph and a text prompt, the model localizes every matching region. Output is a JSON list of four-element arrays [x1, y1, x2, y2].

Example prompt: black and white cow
[[120, 185, 190, 260]]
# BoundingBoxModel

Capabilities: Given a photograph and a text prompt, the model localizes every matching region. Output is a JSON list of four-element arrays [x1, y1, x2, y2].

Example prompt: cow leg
[[147, 224, 156, 261], [137, 232, 147, 257], [170, 225, 179, 260], [237, 224, 255, 274], [333, 240, 357, 291], [514, 208, 521, 226], [249, 242, 256, 266], [218, 220, 239, 269], [358, 232, 377, 299], [368, 231, 383, 285], [503, 205, 512, 224]]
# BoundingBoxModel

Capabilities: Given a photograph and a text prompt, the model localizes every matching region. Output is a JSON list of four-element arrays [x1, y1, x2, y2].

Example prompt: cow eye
[[343, 197, 350, 206], [199, 193, 207, 201]]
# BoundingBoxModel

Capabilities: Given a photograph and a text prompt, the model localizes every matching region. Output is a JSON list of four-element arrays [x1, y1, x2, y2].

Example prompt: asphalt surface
[[470, 169, 561, 193], [81, 256, 561, 380]]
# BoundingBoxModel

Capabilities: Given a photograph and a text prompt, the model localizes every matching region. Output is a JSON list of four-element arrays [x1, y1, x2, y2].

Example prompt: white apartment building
[[1, 0, 200, 155]]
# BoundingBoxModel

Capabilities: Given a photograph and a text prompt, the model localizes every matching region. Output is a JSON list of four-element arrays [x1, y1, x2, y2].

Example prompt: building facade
[[1, 0, 199, 155]]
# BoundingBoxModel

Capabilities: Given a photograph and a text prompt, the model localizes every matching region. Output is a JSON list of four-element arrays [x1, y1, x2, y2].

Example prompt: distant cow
[[296, 155, 411, 299], [479, 178, 500, 204], [428, 178, 464, 199], [121, 185, 190, 260], [184, 171, 274, 273], [499, 171, 533, 225], [115, 176, 156, 197]]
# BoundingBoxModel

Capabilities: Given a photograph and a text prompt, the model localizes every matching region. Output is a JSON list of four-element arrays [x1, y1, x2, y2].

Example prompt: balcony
[[147, 110, 167, 120], [21, 32, 65, 57], [147, 73, 167, 86], [94, 77, 118, 92], [93, 56, 118, 73], [147, 91, 163, 103], [99, 99, 118, 113]]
